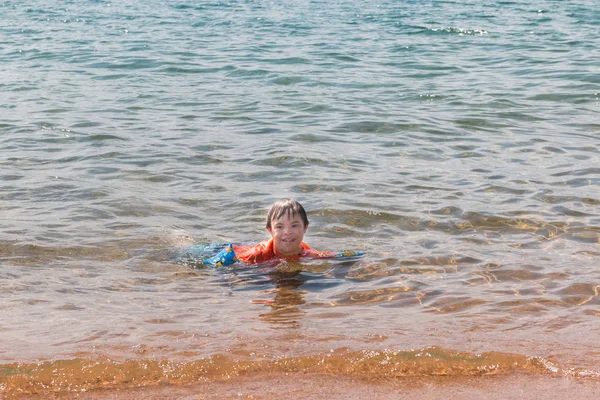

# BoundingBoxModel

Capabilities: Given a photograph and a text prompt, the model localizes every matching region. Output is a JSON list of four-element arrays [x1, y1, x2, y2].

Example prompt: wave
[[1, 346, 598, 397]]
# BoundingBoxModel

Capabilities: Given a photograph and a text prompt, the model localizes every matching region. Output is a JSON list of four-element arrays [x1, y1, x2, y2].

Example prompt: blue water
[[1, 0, 599, 393]]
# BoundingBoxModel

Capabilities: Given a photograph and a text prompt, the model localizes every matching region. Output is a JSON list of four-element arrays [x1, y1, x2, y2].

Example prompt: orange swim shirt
[[232, 239, 335, 264]]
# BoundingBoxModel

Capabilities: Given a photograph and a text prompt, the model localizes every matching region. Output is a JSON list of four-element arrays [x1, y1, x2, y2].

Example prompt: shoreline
[[15, 373, 600, 400], [3, 346, 599, 398]]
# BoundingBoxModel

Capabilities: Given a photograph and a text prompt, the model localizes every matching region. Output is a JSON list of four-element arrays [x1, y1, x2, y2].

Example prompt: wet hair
[[266, 198, 309, 230]]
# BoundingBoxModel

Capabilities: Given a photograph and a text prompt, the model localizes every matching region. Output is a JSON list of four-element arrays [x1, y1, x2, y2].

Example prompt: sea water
[[1, 0, 599, 395]]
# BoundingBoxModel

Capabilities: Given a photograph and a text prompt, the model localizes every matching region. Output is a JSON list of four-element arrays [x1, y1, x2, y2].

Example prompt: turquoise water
[[1, 0, 599, 394]]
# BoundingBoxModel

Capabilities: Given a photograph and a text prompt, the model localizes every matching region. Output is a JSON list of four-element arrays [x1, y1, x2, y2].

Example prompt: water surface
[[1, 0, 599, 395]]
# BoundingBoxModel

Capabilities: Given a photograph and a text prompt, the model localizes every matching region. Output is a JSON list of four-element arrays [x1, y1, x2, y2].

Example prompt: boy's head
[[266, 198, 309, 230], [266, 199, 309, 256]]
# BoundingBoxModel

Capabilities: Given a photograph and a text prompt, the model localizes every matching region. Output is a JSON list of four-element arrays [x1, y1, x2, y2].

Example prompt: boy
[[201, 198, 361, 267], [232, 198, 326, 264]]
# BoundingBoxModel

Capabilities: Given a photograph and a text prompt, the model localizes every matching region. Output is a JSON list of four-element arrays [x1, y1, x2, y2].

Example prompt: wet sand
[[17, 373, 600, 400]]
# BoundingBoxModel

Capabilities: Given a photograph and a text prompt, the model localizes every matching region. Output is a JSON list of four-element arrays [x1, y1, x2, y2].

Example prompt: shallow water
[[1, 0, 599, 395]]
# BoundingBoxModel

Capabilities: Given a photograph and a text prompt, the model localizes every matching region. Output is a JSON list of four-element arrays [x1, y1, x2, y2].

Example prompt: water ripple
[[1, 0, 599, 386]]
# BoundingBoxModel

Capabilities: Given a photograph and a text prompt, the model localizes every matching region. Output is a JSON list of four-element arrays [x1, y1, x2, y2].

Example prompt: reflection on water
[[255, 270, 307, 326]]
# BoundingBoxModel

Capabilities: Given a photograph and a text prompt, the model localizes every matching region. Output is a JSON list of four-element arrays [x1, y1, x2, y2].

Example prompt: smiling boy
[[232, 198, 318, 264]]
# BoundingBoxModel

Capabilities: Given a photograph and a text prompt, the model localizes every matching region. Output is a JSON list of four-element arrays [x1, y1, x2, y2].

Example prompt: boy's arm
[[203, 244, 238, 267]]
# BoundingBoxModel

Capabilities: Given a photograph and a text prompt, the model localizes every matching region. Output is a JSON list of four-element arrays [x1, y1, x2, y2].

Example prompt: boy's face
[[267, 211, 308, 256]]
